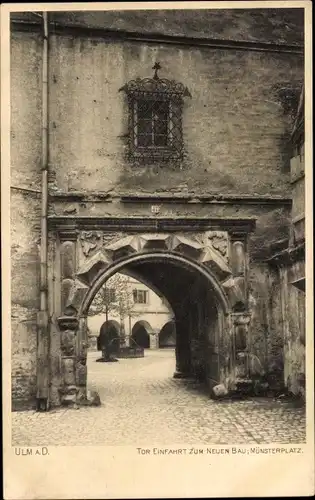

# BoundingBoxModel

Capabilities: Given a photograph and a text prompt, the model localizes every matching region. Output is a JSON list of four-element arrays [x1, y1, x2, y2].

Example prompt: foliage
[[88, 273, 137, 321]]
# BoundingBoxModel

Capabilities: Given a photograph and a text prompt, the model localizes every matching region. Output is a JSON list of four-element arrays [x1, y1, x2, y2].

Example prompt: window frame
[[120, 75, 191, 163], [132, 98, 175, 151], [133, 289, 149, 304]]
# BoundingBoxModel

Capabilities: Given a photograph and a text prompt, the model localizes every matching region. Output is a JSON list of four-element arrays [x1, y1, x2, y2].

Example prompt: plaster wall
[[47, 35, 303, 196]]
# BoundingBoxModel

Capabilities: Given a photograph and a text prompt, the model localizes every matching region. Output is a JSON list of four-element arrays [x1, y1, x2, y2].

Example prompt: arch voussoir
[[200, 247, 232, 281], [65, 279, 90, 315], [76, 250, 111, 286], [105, 235, 141, 260], [171, 235, 204, 260], [138, 233, 171, 251], [222, 276, 246, 309]]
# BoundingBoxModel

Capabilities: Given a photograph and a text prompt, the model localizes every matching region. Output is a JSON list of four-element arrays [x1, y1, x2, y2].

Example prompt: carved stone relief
[[102, 232, 125, 247], [79, 231, 103, 257], [204, 231, 229, 260], [60, 329, 76, 356], [232, 313, 251, 352], [76, 231, 232, 268]]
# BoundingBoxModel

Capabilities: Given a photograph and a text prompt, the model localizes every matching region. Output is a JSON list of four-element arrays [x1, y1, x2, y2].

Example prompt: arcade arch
[[159, 321, 176, 348], [97, 319, 120, 353], [132, 320, 153, 349]]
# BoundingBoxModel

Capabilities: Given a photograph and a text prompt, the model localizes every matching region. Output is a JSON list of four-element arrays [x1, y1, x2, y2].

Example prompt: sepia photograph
[[2, 1, 313, 498]]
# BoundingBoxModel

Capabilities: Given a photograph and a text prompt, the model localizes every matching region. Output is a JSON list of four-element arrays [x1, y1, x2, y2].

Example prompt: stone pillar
[[189, 298, 208, 381], [57, 315, 101, 407], [232, 241, 246, 276], [190, 337, 206, 380], [229, 237, 248, 311], [150, 333, 159, 349], [57, 316, 79, 406], [230, 312, 252, 382], [173, 319, 191, 378], [76, 316, 89, 401]]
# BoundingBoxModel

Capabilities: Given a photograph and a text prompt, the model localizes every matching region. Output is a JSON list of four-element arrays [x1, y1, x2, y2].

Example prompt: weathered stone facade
[[267, 89, 305, 398], [10, 9, 305, 409]]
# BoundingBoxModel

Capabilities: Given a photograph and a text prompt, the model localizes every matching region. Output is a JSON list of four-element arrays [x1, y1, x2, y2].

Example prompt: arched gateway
[[52, 228, 254, 407]]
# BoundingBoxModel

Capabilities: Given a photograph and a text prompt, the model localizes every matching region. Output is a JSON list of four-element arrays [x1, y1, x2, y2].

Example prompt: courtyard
[[11, 349, 306, 446]]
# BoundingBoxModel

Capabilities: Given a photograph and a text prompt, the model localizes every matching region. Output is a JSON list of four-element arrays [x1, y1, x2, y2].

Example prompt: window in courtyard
[[104, 288, 116, 302], [119, 62, 191, 163], [133, 289, 149, 304]]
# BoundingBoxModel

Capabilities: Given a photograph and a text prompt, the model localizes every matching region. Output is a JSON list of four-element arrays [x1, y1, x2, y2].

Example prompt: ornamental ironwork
[[119, 77, 191, 98], [119, 63, 191, 163]]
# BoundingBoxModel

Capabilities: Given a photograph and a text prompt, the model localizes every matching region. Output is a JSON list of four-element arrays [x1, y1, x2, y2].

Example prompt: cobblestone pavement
[[12, 349, 306, 446]]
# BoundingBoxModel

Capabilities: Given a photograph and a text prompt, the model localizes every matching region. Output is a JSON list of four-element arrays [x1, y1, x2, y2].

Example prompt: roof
[[11, 8, 304, 46]]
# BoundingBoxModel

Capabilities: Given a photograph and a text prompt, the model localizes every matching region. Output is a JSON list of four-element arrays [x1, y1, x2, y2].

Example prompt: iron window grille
[[120, 68, 191, 163]]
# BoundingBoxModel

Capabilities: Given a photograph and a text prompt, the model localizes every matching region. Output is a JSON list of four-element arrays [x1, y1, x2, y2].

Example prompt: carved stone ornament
[[79, 231, 103, 257], [57, 316, 79, 332], [60, 330, 76, 356], [232, 312, 251, 327], [205, 231, 228, 258], [68, 232, 234, 318], [232, 313, 251, 353]]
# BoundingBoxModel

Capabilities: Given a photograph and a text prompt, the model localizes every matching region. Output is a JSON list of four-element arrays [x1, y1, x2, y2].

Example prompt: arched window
[[120, 63, 191, 163]]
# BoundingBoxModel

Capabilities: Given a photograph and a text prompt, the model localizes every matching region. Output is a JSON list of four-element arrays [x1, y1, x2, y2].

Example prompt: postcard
[[2, 1, 314, 498]]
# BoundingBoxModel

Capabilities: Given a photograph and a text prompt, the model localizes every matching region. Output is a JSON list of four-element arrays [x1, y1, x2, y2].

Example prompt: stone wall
[[248, 256, 305, 398], [280, 266, 305, 397], [11, 31, 42, 409], [259, 261, 305, 397], [290, 94, 305, 245], [248, 264, 284, 379], [11, 9, 304, 45], [47, 35, 303, 196], [11, 190, 41, 409], [263, 87, 305, 398]]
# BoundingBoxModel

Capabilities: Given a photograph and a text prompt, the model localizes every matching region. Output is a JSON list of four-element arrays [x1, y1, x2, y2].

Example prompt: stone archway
[[132, 320, 152, 349], [159, 321, 176, 348], [55, 230, 252, 406]]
